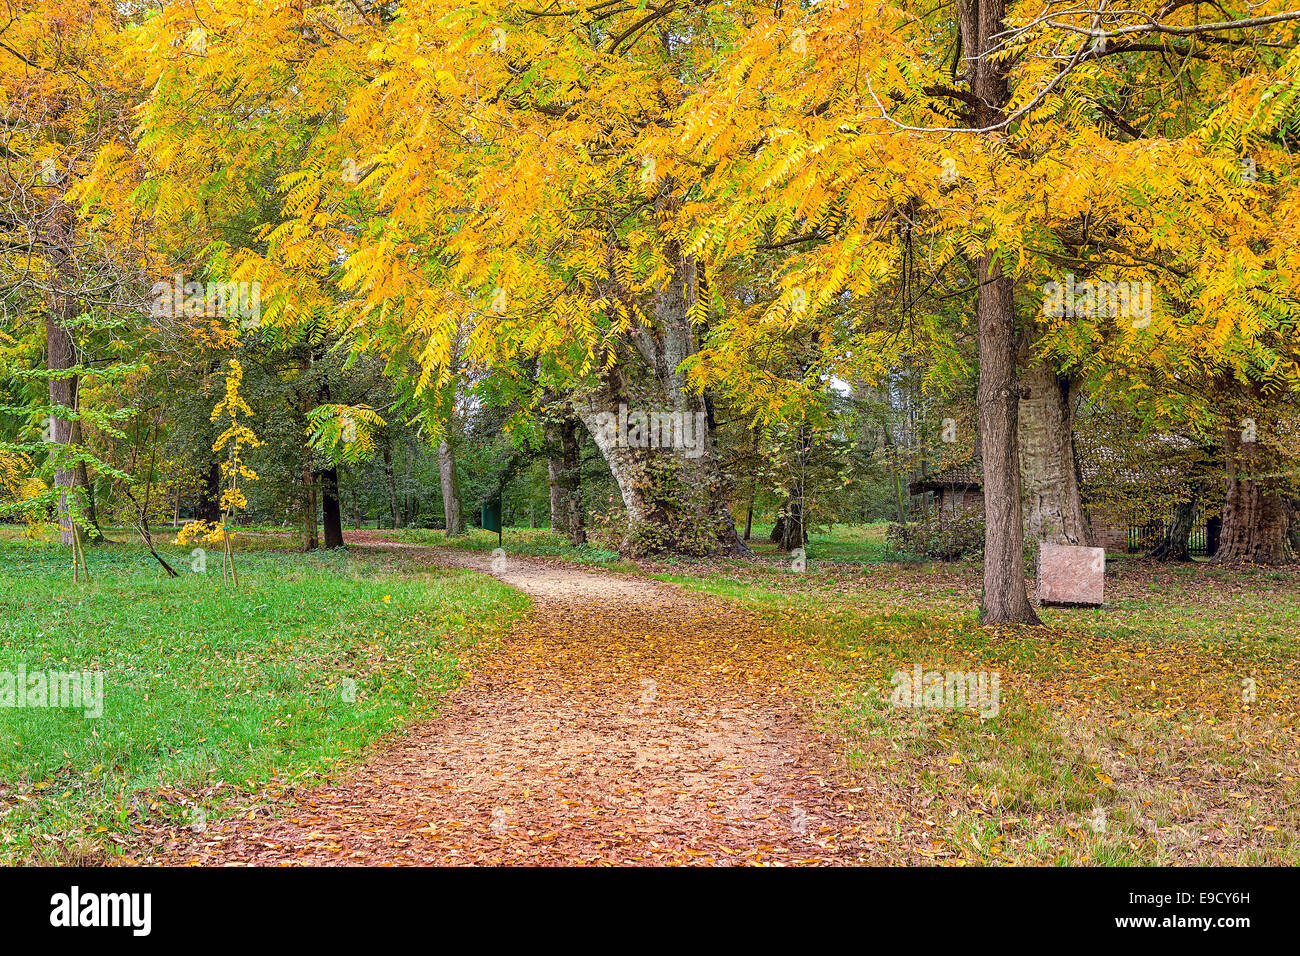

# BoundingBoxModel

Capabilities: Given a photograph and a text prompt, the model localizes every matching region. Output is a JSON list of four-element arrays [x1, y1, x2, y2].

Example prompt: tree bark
[[558, 415, 586, 545], [976, 256, 1041, 625], [1148, 483, 1203, 561], [573, 213, 744, 556], [1214, 423, 1288, 564], [1018, 356, 1089, 545], [321, 465, 344, 548], [383, 445, 399, 528], [45, 190, 84, 548], [961, 0, 1040, 624], [548, 455, 568, 532], [438, 438, 465, 535]]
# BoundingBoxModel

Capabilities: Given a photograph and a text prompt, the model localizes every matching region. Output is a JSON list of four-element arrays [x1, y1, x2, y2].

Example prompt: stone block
[[1037, 543, 1105, 607]]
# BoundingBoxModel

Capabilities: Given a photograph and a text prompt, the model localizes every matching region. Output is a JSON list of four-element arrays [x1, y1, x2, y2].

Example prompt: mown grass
[[0, 530, 526, 864], [657, 557, 1300, 865], [386, 526, 636, 570], [385, 520, 895, 569]]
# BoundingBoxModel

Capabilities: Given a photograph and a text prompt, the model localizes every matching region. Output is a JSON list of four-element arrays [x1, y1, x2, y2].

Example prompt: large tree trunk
[[437, 438, 465, 535], [577, 373, 742, 556], [976, 257, 1041, 625], [574, 214, 744, 557], [1018, 357, 1089, 545], [1214, 423, 1288, 564]]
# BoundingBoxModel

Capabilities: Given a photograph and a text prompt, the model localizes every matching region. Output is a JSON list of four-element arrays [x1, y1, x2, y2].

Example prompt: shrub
[[887, 508, 985, 561]]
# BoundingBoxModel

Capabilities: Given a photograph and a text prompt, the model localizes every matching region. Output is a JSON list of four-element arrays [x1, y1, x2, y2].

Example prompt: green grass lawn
[[388, 526, 633, 569], [387, 519, 896, 570], [0, 529, 527, 864]]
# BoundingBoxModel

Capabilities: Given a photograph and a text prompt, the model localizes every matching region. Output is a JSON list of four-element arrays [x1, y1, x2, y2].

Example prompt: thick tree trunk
[[1018, 357, 1089, 545], [321, 466, 344, 548], [1214, 425, 1288, 564], [577, 377, 742, 556], [575, 215, 744, 556], [1286, 498, 1300, 556], [438, 438, 465, 535], [976, 256, 1041, 625]]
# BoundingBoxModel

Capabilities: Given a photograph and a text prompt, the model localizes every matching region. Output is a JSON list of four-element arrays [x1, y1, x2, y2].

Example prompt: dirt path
[[148, 538, 900, 865]]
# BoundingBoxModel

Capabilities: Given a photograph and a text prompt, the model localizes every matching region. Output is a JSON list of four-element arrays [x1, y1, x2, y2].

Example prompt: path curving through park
[[146, 537, 901, 865]]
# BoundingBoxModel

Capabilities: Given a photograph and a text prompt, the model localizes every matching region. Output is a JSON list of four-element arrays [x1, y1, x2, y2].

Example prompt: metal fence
[[1127, 518, 1209, 556]]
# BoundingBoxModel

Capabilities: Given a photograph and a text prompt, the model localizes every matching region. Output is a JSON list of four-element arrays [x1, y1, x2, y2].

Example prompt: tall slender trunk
[[321, 466, 344, 548], [383, 445, 399, 528], [962, 0, 1041, 624], [548, 457, 567, 532], [1148, 488, 1200, 562], [559, 415, 586, 546], [1018, 357, 1089, 545], [302, 455, 318, 551], [438, 438, 465, 535], [976, 256, 1041, 625], [46, 192, 84, 548]]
